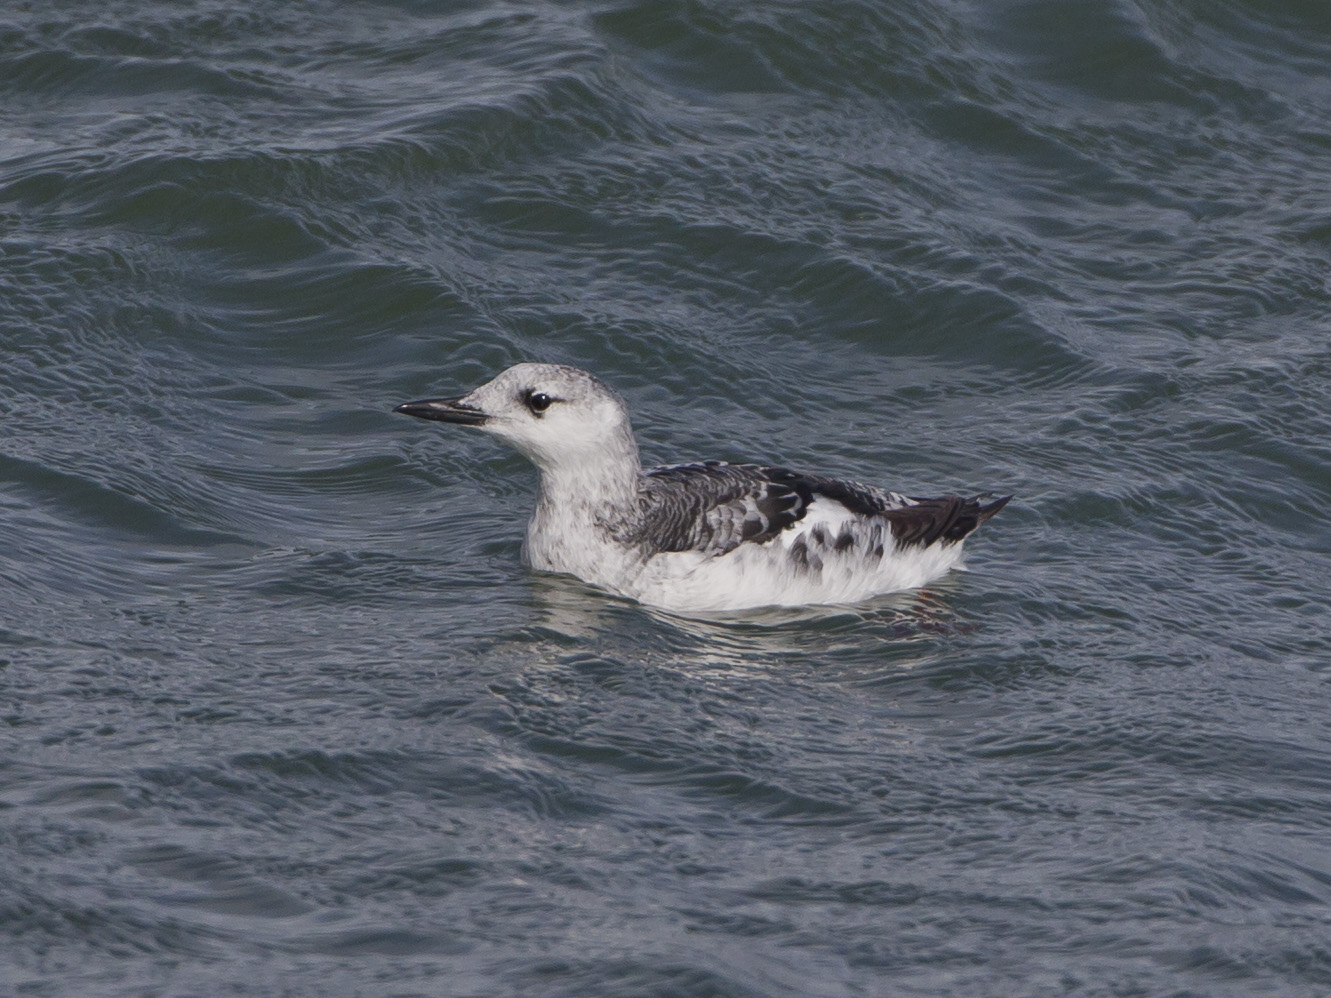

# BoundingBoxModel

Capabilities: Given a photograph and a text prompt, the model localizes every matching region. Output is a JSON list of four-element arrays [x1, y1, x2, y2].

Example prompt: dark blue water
[[3, 1, 1331, 995]]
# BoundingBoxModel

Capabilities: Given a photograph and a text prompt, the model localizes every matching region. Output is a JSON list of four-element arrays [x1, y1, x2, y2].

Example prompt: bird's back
[[611, 462, 1009, 611]]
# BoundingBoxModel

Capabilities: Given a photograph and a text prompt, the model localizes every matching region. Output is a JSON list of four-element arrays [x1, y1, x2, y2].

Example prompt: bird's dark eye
[[525, 390, 553, 414]]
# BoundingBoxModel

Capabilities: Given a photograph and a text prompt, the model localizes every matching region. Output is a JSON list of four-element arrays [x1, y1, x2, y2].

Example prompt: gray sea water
[[3, 1, 1331, 995]]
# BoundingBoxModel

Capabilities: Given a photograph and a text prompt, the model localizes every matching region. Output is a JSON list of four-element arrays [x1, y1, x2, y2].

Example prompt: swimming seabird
[[395, 363, 1009, 613]]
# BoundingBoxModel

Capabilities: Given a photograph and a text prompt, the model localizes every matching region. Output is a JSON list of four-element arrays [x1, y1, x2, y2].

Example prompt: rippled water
[[3, 1, 1331, 995]]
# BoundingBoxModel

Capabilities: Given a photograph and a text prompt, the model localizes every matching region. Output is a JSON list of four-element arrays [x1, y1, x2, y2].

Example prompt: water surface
[[3, 1, 1331, 995]]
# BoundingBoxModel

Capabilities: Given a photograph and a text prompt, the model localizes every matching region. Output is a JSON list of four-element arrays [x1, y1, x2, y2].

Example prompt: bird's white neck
[[530, 427, 642, 522], [522, 428, 644, 581]]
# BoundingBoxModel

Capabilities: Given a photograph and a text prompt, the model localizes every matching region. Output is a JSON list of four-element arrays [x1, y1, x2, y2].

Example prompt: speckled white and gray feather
[[395, 363, 1009, 613]]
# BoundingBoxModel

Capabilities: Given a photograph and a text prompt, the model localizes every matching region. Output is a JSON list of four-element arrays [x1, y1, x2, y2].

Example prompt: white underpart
[[420, 363, 975, 614], [535, 495, 968, 614]]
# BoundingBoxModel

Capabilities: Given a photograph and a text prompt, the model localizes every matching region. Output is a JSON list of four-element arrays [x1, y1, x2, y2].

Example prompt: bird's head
[[395, 363, 637, 472]]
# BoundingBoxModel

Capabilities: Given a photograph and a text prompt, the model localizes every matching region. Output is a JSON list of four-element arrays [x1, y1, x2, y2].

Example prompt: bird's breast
[[524, 502, 645, 591]]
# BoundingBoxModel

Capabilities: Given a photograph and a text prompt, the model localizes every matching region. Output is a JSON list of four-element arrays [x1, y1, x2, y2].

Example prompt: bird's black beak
[[393, 396, 489, 426]]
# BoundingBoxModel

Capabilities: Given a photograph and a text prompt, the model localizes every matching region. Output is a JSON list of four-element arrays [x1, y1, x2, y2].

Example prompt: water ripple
[[4, 0, 1331, 995]]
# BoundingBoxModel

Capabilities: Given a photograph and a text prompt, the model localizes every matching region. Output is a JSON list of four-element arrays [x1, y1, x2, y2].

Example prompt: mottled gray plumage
[[630, 460, 1007, 557], [395, 362, 1011, 611]]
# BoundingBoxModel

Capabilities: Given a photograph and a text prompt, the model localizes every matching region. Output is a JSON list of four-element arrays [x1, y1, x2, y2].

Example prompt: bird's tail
[[973, 494, 1012, 525], [887, 493, 1013, 547]]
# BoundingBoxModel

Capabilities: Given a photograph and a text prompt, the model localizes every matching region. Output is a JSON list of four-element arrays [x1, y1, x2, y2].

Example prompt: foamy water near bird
[[395, 363, 1009, 612]]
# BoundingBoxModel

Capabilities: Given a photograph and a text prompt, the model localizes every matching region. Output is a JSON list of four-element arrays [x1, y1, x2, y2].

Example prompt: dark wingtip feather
[[974, 494, 1013, 523], [887, 492, 1013, 548]]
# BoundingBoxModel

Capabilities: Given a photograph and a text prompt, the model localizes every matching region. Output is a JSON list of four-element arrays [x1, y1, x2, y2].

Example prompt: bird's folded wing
[[633, 462, 917, 556], [633, 462, 1009, 556], [633, 462, 812, 555]]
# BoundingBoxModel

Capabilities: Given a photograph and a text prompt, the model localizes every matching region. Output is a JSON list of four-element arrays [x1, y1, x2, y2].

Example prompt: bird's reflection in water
[[517, 574, 969, 682]]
